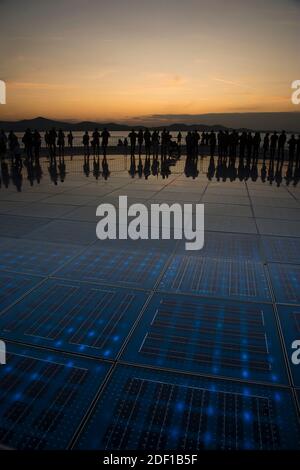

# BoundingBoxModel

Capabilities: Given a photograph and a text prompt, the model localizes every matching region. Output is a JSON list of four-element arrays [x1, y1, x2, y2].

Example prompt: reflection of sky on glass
[[0, 0, 299, 120]]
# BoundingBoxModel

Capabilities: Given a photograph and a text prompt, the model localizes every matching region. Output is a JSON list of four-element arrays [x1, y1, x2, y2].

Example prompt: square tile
[[268, 264, 300, 304], [0, 343, 110, 449], [55, 246, 169, 289], [256, 218, 300, 237], [0, 239, 82, 276], [204, 203, 252, 217], [122, 294, 287, 384], [205, 215, 257, 234], [22, 220, 96, 245], [261, 236, 300, 264], [0, 215, 51, 238], [0, 271, 44, 313], [176, 232, 262, 261], [75, 365, 300, 450], [0, 279, 148, 360], [159, 256, 271, 302], [253, 206, 300, 221]]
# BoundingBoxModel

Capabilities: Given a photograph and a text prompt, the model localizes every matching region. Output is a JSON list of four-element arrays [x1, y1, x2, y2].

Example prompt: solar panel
[[0, 156, 299, 451], [261, 236, 300, 264], [121, 294, 287, 384], [176, 232, 262, 261], [74, 365, 300, 450], [0, 271, 43, 313], [159, 256, 271, 302], [55, 246, 169, 289], [0, 343, 111, 449], [0, 239, 82, 276], [268, 264, 300, 305], [0, 279, 148, 360]]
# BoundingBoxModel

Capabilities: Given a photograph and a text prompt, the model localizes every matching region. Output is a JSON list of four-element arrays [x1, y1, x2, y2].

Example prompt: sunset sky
[[0, 0, 300, 123]]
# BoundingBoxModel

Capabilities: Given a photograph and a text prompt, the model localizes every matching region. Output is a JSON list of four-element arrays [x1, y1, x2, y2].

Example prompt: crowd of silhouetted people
[[0, 126, 299, 190], [1, 127, 300, 163]]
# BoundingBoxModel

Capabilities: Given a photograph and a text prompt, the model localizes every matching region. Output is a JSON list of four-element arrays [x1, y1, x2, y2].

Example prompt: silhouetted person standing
[[128, 129, 137, 157], [83, 131, 90, 158], [93, 128, 100, 156], [252, 132, 261, 163], [288, 134, 296, 167], [246, 132, 253, 163], [209, 131, 216, 158], [278, 130, 286, 161], [33, 130, 41, 161], [49, 128, 57, 160], [138, 129, 144, 157], [101, 128, 110, 157], [270, 132, 278, 160], [57, 129, 65, 158], [296, 135, 300, 172], [194, 130, 200, 160], [263, 133, 269, 161], [8, 131, 18, 156], [152, 130, 159, 159], [68, 131, 74, 159], [239, 132, 247, 161], [177, 132, 182, 146], [144, 129, 151, 157], [22, 128, 33, 161], [0, 130, 7, 159]]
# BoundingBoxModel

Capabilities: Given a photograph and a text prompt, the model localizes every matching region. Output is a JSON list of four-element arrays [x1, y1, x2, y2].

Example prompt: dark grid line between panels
[[260, 236, 300, 265], [74, 364, 300, 451], [268, 263, 300, 305], [0, 343, 111, 450], [0, 279, 149, 360], [54, 246, 170, 289], [175, 232, 262, 261], [0, 271, 45, 313], [0, 239, 84, 276], [120, 293, 288, 385], [158, 256, 271, 303]]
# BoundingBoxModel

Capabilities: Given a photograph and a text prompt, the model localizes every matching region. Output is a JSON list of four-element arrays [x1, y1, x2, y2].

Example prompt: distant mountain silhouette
[[0, 117, 230, 132], [133, 112, 300, 133], [0, 117, 132, 132], [0, 112, 299, 132]]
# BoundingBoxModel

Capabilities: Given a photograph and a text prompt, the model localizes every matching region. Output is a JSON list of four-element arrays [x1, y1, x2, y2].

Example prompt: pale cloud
[[144, 73, 188, 89], [211, 77, 254, 89], [8, 81, 77, 90]]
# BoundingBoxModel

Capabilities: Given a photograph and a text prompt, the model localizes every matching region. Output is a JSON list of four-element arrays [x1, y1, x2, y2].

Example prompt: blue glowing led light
[[0, 279, 148, 360], [75, 365, 300, 450], [0, 343, 110, 449], [121, 293, 288, 384], [55, 246, 169, 289]]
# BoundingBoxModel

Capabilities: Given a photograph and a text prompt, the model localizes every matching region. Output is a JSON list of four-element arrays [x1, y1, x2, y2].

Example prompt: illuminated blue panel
[[0, 271, 43, 313], [177, 232, 262, 261], [75, 365, 300, 450], [55, 246, 168, 289], [0, 343, 111, 449], [121, 294, 287, 384], [159, 256, 271, 302], [0, 239, 82, 276], [277, 305, 300, 386], [261, 236, 300, 264], [0, 279, 148, 360], [268, 264, 300, 305]]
